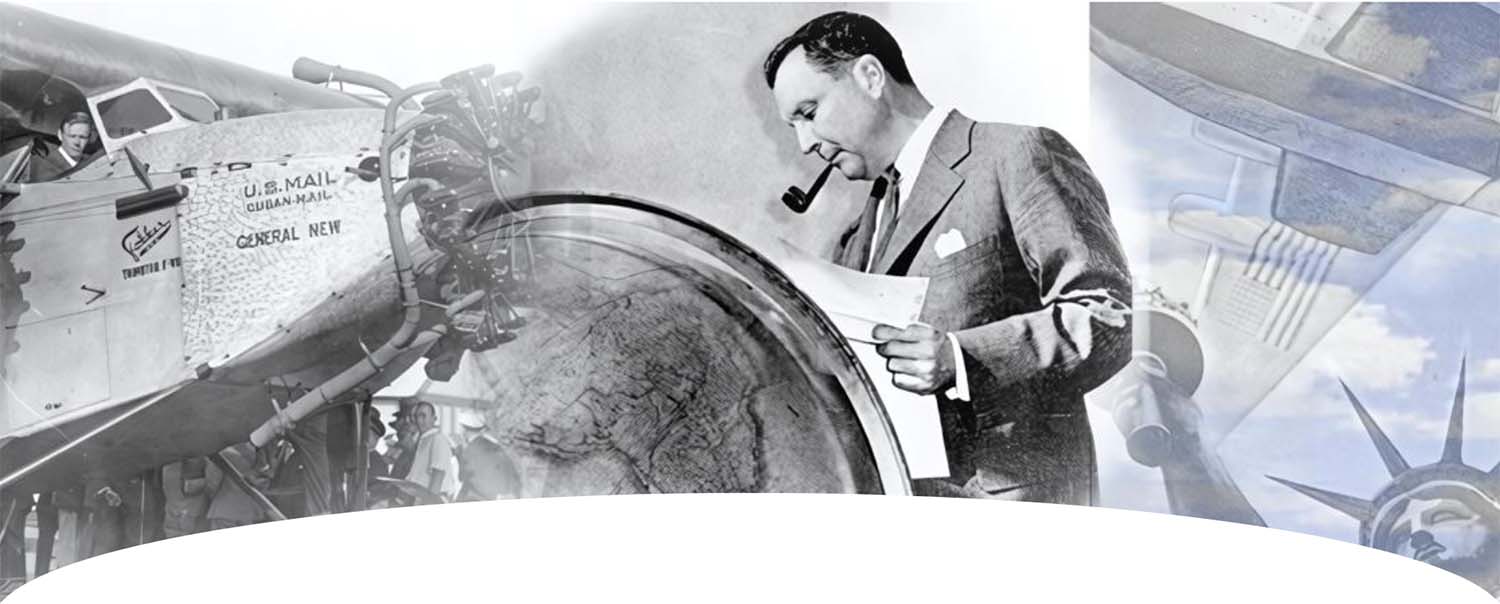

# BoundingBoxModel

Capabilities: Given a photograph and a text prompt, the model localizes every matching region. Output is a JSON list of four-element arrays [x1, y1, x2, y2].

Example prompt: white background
[[13, 495, 1494, 602]]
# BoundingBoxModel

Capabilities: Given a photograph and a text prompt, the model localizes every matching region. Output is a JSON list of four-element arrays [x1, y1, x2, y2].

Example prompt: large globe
[[444, 194, 908, 496]]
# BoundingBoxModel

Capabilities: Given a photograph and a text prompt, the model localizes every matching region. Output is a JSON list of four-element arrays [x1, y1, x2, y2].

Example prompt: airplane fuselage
[[0, 108, 432, 492]]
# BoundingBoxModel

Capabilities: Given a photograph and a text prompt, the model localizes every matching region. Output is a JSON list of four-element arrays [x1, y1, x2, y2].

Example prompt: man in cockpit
[[28, 112, 94, 183]]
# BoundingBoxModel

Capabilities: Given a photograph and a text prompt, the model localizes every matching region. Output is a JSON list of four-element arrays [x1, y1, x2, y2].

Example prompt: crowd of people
[[0, 396, 521, 582]]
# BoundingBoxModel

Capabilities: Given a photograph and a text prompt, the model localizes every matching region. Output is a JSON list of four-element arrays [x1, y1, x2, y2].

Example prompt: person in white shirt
[[404, 402, 457, 500]]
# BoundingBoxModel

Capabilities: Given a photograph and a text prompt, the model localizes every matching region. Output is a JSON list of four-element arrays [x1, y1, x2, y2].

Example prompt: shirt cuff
[[943, 332, 970, 401]]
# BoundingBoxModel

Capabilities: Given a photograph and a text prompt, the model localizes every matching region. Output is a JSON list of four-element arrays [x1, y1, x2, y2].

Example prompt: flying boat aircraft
[[1090, 3, 1500, 468]]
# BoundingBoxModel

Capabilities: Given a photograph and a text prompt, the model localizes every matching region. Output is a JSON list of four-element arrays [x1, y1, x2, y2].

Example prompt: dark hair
[[59, 111, 93, 132], [763, 11, 914, 89]]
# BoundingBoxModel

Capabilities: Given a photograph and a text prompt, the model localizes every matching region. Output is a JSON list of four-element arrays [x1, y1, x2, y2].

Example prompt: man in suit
[[162, 457, 215, 538], [27, 111, 94, 183], [764, 12, 1132, 504], [206, 443, 266, 531], [80, 469, 165, 557], [0, 492, 29, 579]]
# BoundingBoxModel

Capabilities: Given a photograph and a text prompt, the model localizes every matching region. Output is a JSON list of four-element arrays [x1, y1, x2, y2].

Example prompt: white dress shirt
[[407, 427, 458, 497]]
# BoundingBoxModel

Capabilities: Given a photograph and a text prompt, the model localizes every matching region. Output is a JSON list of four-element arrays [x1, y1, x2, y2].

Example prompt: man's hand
[[96, 486, 122, 508], [872, 323, 956, 395]]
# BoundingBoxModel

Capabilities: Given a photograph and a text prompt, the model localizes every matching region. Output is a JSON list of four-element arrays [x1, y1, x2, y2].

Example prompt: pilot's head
[[765, 12, 919, 182], [57, 112, 93, 160], [413, 401, 438, 432]]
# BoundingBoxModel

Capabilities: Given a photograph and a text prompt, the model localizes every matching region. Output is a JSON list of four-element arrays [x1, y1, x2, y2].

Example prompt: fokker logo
[[122, 220, 171, 262]]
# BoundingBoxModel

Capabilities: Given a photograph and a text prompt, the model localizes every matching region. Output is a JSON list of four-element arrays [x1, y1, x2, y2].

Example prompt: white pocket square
[[934, 229, 967, 259]]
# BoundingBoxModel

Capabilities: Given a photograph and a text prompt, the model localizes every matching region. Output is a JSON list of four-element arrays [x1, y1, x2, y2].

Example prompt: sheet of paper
[[757, 238, 929, 338], [846, 342, 950, 478], [758, 238, 950, 479]]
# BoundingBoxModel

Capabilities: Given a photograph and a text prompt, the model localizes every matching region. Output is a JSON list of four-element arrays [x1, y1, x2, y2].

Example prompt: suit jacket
[[833, 111, 1131, 504], [81, 468, 165, 556], [26, 140, 80, 183], [207, 444, 264, 525], [162, 458, 217, 536]]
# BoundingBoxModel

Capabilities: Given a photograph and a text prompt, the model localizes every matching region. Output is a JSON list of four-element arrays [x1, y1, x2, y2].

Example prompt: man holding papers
[[764, 12, 1132, 503]]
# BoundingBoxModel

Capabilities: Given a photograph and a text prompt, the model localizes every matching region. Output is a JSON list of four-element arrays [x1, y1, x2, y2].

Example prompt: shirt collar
[[891, 105, 953, 193], [419, 427, 440, 440]]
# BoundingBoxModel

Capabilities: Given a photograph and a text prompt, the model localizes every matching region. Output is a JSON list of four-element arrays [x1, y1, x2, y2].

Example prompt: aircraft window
[[95, 89, 173, 138], [1, 144, 29, 185], [1327, 4, 1500, 113], [158, 88, 217, 123]]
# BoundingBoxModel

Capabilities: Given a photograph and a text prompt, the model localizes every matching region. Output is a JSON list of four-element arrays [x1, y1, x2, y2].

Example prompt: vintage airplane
[[1090, 3, 1500, 466], [0, 0, 542, 502], [0, 0, 909, 553]]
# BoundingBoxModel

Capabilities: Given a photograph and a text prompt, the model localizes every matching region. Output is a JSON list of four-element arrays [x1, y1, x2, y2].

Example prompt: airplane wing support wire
[[0, 379, 190, 492], [208, 450, 288, 522]]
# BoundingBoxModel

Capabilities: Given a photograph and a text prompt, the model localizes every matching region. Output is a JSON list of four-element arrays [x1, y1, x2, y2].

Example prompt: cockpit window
[[1, 144, 30, 185], [158, 87, 217, 123], [95, 89, 173, 138], [1327, 3, 1500, 113]]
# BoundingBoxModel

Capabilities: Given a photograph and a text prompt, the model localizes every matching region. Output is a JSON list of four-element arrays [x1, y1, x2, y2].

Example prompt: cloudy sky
[[1089, 51, 1500, 544]]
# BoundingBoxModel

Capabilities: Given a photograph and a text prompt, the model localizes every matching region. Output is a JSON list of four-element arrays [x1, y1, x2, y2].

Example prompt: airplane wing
[[1091, 3, 1500, 443], [0, 67, 89, 139], [0, 2, 366, 136], [1092, 3, 1498, 208]]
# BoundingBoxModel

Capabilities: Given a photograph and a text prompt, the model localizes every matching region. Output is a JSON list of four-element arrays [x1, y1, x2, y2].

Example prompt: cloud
[[1241, 474, 1363, 541], [1460, 390, 1500, 440], [1401, 206, 1500, 281], [1090, 120, 1232, 206], [1213, 415, 1376, 541], [1090, 55, 1238, 210], [1476, 358, 1500, 382], [1253, 302, 1435, 422], [1315, 304, 1435, 391]]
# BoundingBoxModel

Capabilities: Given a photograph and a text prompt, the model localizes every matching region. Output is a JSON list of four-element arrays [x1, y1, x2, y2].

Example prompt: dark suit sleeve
[[82, 475, 110, 510], [952, 127, 1132, 398]]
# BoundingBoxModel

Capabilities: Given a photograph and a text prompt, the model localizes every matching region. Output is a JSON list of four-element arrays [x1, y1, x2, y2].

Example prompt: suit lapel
[[873, 112, 974, 274]]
